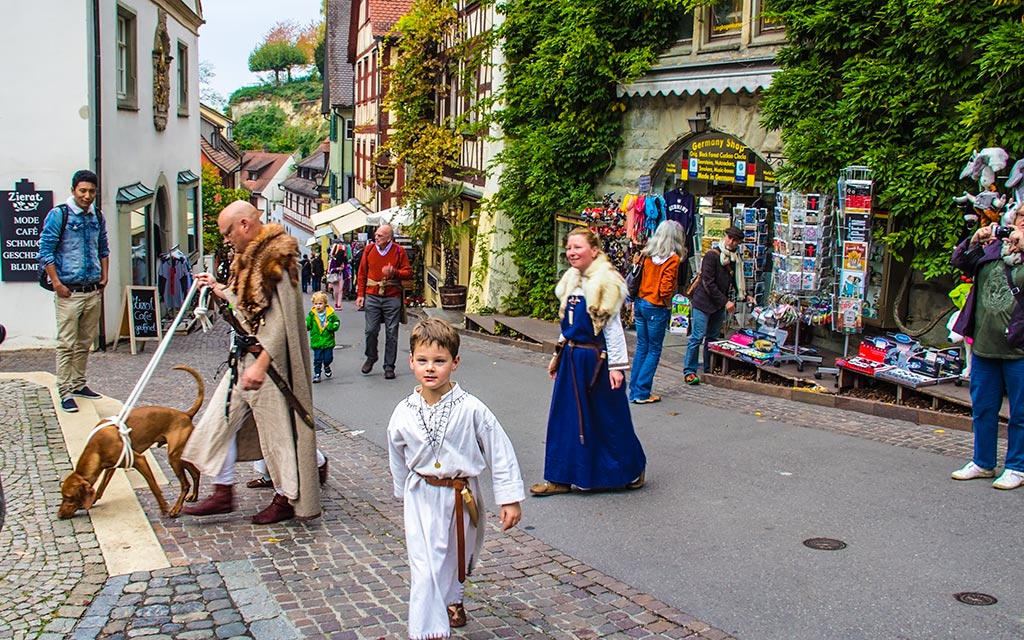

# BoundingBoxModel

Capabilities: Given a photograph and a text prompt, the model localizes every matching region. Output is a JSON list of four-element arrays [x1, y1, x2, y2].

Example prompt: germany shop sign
[[0, 179, 53, 282]]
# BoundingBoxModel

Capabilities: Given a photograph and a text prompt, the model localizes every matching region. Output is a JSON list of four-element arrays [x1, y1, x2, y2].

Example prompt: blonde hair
[[410, 317, 460, 357], [566, 226, 601, 250], [310, 291, 329, 306]]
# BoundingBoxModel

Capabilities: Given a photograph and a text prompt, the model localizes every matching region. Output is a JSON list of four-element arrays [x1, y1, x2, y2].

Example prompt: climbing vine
[[493, 0, 689, 318], [381, 0, 494, 205], [761, 0, 1024, 278]]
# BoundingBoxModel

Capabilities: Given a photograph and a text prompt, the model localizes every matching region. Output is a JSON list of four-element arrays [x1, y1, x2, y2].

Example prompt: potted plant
[[412, 183, 470, 309]]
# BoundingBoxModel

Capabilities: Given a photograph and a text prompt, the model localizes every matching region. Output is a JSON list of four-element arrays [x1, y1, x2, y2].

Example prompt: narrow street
[[0, 305, 1020, 640]]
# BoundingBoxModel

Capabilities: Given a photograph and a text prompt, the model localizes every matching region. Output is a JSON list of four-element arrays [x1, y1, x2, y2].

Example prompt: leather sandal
[[529, 481, 571, 496], [632, 395, 661, 404], [246, 476, 274, 489], [447, 602, 467, 628], [627, 470, 646, 490]]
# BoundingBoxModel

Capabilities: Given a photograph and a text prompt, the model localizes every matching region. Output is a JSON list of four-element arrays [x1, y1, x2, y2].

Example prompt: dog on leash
[[57, 366, 204, 519]]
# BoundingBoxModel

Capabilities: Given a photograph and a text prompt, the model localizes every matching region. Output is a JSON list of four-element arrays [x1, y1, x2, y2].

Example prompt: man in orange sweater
[[357, 225, 413, 379]]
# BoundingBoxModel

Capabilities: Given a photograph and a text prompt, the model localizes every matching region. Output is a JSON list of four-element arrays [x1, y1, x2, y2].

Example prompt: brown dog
[[57, 366, 204, 519]]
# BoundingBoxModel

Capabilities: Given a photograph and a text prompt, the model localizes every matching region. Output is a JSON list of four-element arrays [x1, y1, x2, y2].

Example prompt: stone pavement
[[0, 316, 997, 640]]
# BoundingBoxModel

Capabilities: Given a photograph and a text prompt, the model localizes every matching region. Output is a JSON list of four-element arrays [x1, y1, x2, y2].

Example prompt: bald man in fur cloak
[[184, 201, 320, 524]]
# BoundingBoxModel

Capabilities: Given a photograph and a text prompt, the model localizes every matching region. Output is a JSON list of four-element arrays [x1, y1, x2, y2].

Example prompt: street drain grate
[[802, 537, 847, 551], [954, 592, 998, 606]]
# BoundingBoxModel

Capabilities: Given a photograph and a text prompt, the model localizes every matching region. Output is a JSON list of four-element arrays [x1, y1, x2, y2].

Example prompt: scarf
[[230, 223, 300, 321], [555, 252, 626, 335], [720, 244, 746, 296]]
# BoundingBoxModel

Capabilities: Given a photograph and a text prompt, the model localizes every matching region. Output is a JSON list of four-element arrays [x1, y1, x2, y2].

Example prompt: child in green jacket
[[307, 291, 340, 383]]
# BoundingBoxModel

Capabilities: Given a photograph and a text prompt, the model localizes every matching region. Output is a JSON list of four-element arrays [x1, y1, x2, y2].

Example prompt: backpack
[[625, 255, 645, 299], [38, 204, 104, 291]]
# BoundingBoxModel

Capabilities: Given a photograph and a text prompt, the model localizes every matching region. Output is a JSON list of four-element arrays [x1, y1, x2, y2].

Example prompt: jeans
[[364, 295, 402, 370], [969, 354, 1024, 472], [684, 306, 725, 375], [312, 347, 334, 374], [628, 299, 670, 401]]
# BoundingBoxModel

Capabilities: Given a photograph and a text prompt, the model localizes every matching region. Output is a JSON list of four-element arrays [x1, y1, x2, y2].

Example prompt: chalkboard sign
[[0, 178, 53, 282], [113, 286, 163, 354]]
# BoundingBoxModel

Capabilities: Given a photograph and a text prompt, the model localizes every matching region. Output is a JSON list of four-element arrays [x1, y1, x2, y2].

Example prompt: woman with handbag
[[628, 220, 686, 404], [949, 221, 1024, 490], [530, 227, 647, 496]]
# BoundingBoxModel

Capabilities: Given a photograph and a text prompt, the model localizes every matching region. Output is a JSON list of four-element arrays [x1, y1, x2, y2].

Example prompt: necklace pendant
[[434, 461, 441, 469]]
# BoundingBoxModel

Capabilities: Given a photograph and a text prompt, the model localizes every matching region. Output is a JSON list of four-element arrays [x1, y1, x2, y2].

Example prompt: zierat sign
[[0, 179, 53, 282]]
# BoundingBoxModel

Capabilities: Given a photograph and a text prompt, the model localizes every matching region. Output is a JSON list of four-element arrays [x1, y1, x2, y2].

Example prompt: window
[[709, 0, 742, 40], [757, 0, 784, 34], [345, 119, 354, 140], [131, 204, 151, 285], [177, 42, 189, 115], [185, 187, 198, 254], [678, 10, 694, 42], [116, 6, 137, 109]]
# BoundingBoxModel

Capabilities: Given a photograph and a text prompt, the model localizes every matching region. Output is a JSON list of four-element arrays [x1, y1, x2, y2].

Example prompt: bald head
[[217, 200, 262, 251], [374, 225, 394, 245]]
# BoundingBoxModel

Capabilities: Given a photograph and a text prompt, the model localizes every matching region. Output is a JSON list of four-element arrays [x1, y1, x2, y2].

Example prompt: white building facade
[[0, 1, 203, 349]]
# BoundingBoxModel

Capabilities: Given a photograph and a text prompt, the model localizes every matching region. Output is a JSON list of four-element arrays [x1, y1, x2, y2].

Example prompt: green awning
[[115, 182, 155, 205], [177, 169, 200, 185]]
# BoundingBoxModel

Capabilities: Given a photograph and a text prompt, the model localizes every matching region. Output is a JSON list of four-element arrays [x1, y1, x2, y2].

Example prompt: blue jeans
[[969, 354, 1024, 472], [684, 307, 725, 375], [312, 347, 334, 374], [629, 299, 670, 401]]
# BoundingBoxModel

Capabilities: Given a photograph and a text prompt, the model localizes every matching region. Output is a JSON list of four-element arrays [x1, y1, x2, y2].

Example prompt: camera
[[994, 225, 1014, 239]]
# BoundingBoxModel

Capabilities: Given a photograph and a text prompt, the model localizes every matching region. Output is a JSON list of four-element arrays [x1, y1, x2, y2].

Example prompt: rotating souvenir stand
[[831, 166, 874, 350], [731, 205, 770, 304], [769, 192, 834, 371]]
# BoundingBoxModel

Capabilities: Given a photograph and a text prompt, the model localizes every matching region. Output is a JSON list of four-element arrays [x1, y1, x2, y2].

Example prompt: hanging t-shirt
[[664, 189, 696, 238]]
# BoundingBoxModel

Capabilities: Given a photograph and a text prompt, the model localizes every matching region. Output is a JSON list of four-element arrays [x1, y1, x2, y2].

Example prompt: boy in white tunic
[[388, 318, 524, 639]]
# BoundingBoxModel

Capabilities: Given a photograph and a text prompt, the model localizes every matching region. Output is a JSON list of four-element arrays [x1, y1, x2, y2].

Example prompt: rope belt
[[417, 474, 478, 583], [365, 277, 400, 297]]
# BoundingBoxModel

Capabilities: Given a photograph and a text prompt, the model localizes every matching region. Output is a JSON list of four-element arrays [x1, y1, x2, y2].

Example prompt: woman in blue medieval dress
[[530, 227, 647, 496]]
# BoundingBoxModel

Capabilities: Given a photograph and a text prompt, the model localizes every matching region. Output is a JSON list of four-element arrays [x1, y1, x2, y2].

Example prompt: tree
[[199, 60, 225, 108], [761, 0, 1024, 278], [248, 40, 309, 85], [233, 104, 289, 151], [201, 164, 250, 270]]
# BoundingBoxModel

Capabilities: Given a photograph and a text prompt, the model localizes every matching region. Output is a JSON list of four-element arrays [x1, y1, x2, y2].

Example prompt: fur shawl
[[556, 252, 626, 335], [230, 223, 300, 320]]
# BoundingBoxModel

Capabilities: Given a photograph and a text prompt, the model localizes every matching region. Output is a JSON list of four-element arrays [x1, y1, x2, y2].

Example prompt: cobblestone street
[[0, 318, 1001, 640]]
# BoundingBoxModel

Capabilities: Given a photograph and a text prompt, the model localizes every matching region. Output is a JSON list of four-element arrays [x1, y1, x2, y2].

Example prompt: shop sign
[[637, 175, 651, 192], [374, 156, 396, 191], [0, 178, 53, 282], [684, 135, 774, 185]]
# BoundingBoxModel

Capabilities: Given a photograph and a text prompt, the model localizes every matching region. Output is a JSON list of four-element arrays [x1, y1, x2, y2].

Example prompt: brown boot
[[251, 493, 294, 525], [182, 484, 234, 516]]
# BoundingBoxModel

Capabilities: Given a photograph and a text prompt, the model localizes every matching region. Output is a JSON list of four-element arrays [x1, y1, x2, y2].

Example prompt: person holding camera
[[949, 219, 1024, 490]]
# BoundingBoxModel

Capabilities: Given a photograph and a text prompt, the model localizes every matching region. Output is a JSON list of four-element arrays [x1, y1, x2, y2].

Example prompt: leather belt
[[417, 474, 476, 583], [65, 283, 102, 293]]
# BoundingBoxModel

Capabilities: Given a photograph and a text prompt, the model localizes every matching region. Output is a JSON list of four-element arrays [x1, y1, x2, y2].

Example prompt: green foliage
[[249, 40, 310, 85], [381, 0, 491, 203], [493, 0, 688, 317], [228, 77, 323, 105], [201, 164, 250, 258], [233, 103, 328, 156], [761, 0, 1024, 278]]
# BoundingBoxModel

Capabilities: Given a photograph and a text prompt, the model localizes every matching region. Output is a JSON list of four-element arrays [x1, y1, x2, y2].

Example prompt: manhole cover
[[953, 592, 998, 606], [802, 537, 847, 551]]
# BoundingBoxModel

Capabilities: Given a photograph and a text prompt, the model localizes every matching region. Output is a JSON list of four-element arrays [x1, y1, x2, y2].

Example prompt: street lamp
[[688, 107, 712, 135]]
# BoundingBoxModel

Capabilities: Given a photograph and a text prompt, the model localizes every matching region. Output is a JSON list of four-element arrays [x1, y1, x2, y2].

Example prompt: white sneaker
[[951, 461, 995, 481], [993, 468, 1024, 490]]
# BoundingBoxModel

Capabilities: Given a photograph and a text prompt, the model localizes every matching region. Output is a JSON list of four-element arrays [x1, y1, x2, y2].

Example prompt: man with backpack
[[38, 169, 109, 412]]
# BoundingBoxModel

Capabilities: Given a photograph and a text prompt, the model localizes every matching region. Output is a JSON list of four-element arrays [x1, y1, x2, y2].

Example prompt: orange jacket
[[637, 254, 680, 307]]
